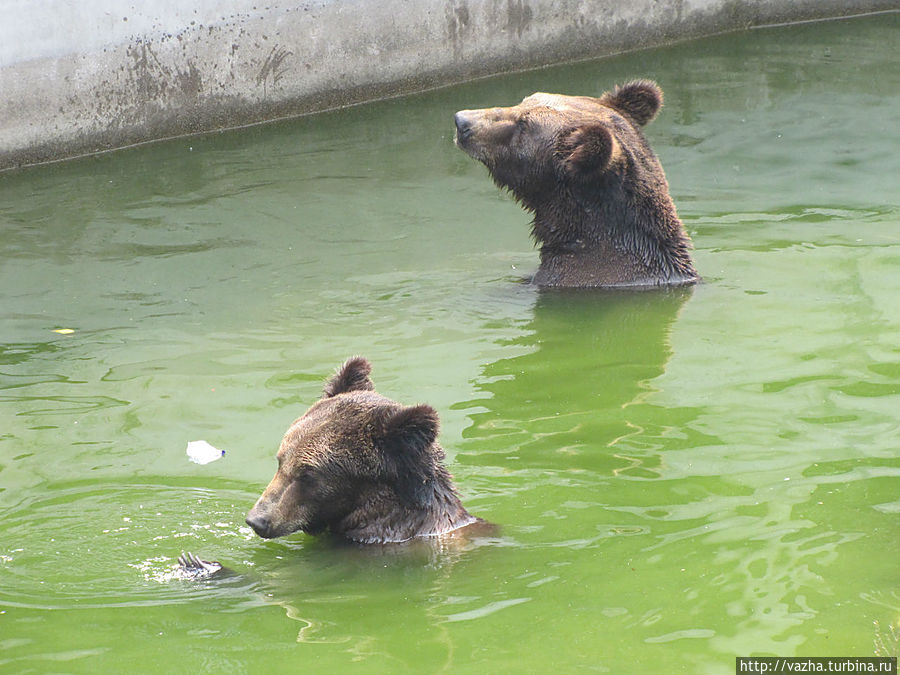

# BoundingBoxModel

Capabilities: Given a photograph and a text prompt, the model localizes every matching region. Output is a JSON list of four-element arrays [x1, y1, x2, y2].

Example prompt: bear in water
[[246, 357, 483, 544], [455, 80, 699, 288]]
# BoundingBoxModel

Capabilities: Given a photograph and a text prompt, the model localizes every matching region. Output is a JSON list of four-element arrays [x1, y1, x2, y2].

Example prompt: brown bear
[[245, 357, 482, 544], [454, 80, 699, 288]]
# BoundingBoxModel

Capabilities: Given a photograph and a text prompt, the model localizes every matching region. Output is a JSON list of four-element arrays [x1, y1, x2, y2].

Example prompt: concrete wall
[[1, 0, 898, 170]]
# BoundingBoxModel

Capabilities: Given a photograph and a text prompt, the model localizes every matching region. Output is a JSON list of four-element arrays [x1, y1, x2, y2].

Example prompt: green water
[[2, 13, 899, 674]]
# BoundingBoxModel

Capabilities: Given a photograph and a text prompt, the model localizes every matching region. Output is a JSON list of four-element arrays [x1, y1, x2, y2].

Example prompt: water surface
[[1, 13, 898, 673]]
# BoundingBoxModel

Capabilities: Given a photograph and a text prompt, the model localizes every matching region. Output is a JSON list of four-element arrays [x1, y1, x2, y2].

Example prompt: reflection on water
[[458, 288, 694, 469], [1, 12, 898, 674]]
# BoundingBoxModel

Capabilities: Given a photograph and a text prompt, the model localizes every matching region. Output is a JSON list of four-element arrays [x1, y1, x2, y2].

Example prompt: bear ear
[[600, 80, 663, 126], [377, 404, 440, 505], [558, 124, 619, 178], [323, 356, 374, 397]]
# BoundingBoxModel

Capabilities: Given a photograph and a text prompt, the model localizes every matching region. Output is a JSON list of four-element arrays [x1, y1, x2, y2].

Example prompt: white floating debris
[[186, 440, 225, 465]]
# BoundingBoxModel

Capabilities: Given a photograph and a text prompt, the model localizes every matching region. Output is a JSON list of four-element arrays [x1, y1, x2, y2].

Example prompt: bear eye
[[298, 469, 318, 489]]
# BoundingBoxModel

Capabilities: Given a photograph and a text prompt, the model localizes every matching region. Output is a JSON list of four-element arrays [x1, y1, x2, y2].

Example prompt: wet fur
[[247, 357, 483, 544], [455, 80, 699, 288]]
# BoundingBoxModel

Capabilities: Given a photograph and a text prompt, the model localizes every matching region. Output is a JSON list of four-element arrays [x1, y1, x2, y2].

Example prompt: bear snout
[[454, 111, 475, 143], [245, 510, 274, 538]]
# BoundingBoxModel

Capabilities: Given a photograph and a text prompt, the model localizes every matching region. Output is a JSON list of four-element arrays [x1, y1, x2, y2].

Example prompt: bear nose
[[454, 111, 474, 140], [245, 512, 271, 537]]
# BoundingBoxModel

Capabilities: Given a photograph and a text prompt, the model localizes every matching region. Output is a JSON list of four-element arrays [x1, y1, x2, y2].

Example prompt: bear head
[[454, 80, 698, 287], [246, 357, 475, 544]]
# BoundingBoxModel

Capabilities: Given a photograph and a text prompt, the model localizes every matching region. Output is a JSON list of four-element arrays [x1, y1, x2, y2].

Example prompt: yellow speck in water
[[52, 328, 75, 334]]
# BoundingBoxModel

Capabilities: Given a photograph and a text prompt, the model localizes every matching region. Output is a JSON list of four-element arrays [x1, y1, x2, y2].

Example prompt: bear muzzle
[[245, 509, 276, 538], [246, 474, 305, 539], [454, 108, 518, 163], [454, 111, 476, 146], [453, 110, 473, 140]]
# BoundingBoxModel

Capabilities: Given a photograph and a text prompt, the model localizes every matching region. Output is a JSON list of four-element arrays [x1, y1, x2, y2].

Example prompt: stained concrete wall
[[1, 0, 897, 170]]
